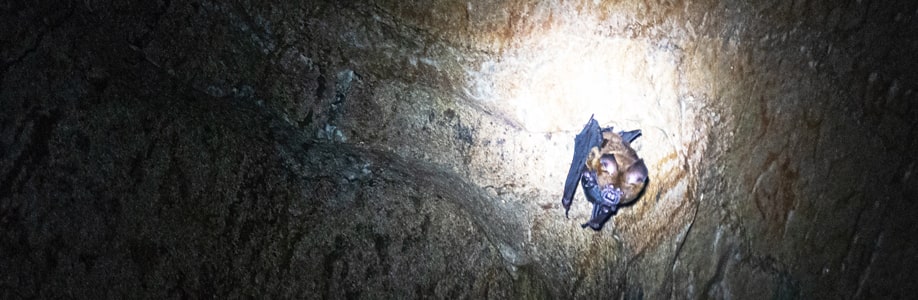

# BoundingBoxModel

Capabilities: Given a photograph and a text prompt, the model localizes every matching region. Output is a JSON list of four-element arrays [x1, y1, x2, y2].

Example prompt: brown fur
[[585, 131, 648, 204]]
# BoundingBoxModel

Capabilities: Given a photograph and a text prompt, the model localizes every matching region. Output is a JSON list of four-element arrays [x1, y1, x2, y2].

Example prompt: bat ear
[[626, 159, 648, 185], [600, 154, 618, 174]]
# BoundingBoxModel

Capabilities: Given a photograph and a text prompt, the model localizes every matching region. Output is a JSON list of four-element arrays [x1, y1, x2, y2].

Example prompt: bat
[[561, 116, 648, 230]]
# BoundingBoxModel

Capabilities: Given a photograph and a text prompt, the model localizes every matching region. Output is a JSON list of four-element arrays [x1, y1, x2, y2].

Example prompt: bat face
[[561, 116, 648, 231]]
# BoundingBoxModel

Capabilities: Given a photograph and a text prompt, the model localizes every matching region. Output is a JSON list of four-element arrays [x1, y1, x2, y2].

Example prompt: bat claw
[[562, 197, 573, 219]]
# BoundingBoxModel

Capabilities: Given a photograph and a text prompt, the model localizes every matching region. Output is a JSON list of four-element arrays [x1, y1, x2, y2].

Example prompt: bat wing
[[582, 200, 615, 230], [561, 115, 604, 217], [619, 129, 642, 144]]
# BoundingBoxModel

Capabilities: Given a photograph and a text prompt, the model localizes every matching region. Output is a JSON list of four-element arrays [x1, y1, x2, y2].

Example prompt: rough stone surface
[[2, 0, 916, 298]]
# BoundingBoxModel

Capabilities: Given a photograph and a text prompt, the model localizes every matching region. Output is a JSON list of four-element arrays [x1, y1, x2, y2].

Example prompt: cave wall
[[2, 0, 917, 298]]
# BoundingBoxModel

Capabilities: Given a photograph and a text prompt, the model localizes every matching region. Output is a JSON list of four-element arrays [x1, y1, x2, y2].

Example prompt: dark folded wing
[[561, 116, 603, 215]]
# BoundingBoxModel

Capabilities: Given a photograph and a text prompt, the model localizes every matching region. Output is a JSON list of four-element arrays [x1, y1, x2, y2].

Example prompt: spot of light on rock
[[486, 29, 682, 134], [455, 3, 710, 249]]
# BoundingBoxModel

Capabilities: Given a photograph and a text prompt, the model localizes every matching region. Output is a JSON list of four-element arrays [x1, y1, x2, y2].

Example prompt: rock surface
[[2, 0, 916, 298]]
